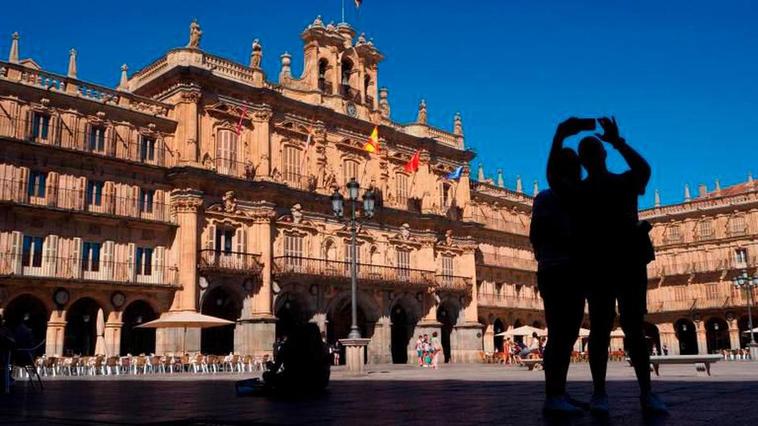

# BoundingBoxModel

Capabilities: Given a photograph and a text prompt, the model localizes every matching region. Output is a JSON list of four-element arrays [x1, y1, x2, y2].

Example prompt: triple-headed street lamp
[[331, 178, 376, 339], [732, 270, 758, 352]]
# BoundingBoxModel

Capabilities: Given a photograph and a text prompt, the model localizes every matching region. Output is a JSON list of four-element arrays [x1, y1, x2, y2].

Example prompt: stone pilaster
[[45, 310, 66, 356], [453, 322, 484, 363], [251, 105, 273, 179], [368, 317, 390, 364], [180, 88, 202, 163], [728, 319, 741, 350], [695, 320, 707, 355]]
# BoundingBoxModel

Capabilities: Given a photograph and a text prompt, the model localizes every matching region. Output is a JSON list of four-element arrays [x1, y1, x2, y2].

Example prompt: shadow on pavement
[[1, 378, 756, 425]]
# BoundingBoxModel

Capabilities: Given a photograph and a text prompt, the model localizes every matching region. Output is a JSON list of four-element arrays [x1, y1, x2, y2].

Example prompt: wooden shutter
[[103, 181, 115, 215], [102, 240, 115, 281], [24, 109, 33, 141], [74, 177, 86, 210], [18, 167, 29, 204], [45, 171, 59, 207], [206, 224, 216, 251], [132, 186, 140, 217], [49, 114, 60, 146], [154, 190, 165, 221], [235, 227, 246, 269], [154, 246, 165, 284], [43, 234, 58, 276], [71, 237, 82, 279], [126, 242, 136, 282], [10, 231, 22, 274]]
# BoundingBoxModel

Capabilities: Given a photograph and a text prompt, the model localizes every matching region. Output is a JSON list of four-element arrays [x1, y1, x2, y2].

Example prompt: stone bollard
[[339, 338, 371, 375]]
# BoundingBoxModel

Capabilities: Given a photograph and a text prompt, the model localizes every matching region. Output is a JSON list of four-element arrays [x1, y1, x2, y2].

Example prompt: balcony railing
[[477, 252, 537, 272], [436, 275, 472, 292], [0, 178, 172, 223], [470, 214, 529, 235], [215, 157, 256, 180], [0, 116, 169, 167], [0, 252, 177, 287], [318, 79, 333, 94], [649, 256, 758, 278], [339, 84, 361, 103], [279, 172, 318, 192], [477, 293, 544, 310], [272, 256, 436, 289], [198, 250, 262, 274]]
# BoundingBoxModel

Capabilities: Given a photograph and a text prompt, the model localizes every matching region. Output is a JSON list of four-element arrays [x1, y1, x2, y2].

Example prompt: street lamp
[[732, 270, 758, 352], [331, 178, 375, 339]]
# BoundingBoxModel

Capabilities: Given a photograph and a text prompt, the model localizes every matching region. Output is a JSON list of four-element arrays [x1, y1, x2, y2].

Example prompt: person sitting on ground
[[262, 323, 330, 395]]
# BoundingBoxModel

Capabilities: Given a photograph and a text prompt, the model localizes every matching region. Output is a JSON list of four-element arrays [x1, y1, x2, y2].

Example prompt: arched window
[[216, 129, 238, 176], [318, 59, 330, 93], [340, 58, 353, 98]]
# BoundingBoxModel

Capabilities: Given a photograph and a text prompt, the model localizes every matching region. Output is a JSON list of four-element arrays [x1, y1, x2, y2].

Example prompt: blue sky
[[1, 0, 756, 208]]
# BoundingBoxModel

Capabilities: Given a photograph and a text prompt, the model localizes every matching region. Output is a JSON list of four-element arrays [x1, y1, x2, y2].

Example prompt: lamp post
[[732, 270, 758, 359], [331, 178, 375, 339]]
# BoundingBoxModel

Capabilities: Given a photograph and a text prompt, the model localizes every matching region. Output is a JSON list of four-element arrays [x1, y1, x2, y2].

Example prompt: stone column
[[658, 322, 678, 355], [482, 319, 494, 354], [695, 320, 708, 355], [368, 317, 390, 364], [728, 318, 741, 350], [251, 105, 273, 180], [163, 189, 204, 354], [180, 89, 201, 164], [104, 312, 122, 357], [45, 310, 66, 356], [235, 205, 277, 357]]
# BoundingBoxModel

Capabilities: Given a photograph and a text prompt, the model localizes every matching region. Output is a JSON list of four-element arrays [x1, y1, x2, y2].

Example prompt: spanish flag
[[404, 150, 420, 173], [364, 126, 379, 153]]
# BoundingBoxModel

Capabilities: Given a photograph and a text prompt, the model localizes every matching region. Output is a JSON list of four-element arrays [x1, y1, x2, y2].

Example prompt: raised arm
[[547, 117, 594, 194], [596, 117, 651, 193]]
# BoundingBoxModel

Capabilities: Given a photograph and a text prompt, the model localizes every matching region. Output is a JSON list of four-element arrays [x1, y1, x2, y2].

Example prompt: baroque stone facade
[[0, 20, 755, 364]]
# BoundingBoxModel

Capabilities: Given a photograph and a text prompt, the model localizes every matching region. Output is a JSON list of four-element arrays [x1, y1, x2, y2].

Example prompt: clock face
[[54, 288, 69, 306], [346, 102, 358, 118], [111, 292, 126, 308]]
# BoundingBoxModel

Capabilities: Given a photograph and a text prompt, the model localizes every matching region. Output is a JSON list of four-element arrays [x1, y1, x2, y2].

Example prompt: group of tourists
[[415, 333, 442, 369], [530, 117, 668, 416], [499, 334, 546, 365]]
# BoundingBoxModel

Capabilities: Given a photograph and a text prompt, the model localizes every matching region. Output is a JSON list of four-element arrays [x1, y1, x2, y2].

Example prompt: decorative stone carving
[[171, 189, 204, 213], [400, 223, 411, 240], [250, 39, 263, 69], [187, 19, 202, 49], [291, 203, 303, 224], [223, 191, 238, 213], [453, 112, 463, 135], [417, 99, 427, 124]]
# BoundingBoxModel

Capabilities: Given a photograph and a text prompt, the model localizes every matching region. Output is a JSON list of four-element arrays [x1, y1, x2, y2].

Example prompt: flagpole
[[341, 0, 345, 23]]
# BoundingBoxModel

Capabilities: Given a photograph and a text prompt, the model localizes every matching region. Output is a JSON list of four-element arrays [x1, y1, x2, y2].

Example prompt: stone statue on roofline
[[417, 99, 427, 124], [250, 39, 263, 68], [187, 19, 202, 49]]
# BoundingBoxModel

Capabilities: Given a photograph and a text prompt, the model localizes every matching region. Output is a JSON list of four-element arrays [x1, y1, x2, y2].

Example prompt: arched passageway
[[390, 302, 416, 364], [201, 286, 242, 355], [643, 322, 661, 355], [64, 298, 101, 356], [437, 301, 459, 363], [493, 318, 505, 352], [4, 295, 48, 356], [675, 318, 698, 355], [705, 317, 730, 353], [120, 300, 157, 356], [327, 299, 374, 365]]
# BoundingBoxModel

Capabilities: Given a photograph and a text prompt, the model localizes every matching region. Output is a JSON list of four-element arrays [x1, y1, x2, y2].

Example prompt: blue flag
[[446, 166, 463, 181]]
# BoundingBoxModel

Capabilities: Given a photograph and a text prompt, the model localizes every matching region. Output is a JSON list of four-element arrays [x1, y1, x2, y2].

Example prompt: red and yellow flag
[[364, 126, 379, 153]]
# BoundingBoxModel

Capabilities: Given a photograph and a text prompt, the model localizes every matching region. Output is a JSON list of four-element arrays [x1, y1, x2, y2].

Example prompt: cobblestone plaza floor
[[2, 361, 758, 425]]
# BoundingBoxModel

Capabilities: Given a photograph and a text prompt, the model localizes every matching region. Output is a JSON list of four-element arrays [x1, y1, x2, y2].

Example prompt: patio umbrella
[[497, 325, 547, 337], [741, 327, 758, 334], [578, 327, 591, 337], [94, 308, 106, 356], [137, 311, 234, 353], [610, 327, 626, 337]]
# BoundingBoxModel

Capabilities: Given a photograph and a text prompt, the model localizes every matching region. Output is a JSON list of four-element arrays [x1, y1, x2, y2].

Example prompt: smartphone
[[576, 118, 596, 131]]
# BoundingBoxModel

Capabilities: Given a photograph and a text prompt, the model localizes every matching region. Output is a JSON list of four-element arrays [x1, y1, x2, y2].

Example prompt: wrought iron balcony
[[477, 293, 544, 310], [339, 84, 361, 103], [0, 252, 177, 288], [435, 274, 472, 293], [198, 250, 262, 275], [0, 116, 169, 167], [215, 157, 256, 180], [318, 78, 333, 94], [0, 178, 172, 223], [272, 256, 436, 290], [470, 213, 529, 235], [477, 253, 537, 272]]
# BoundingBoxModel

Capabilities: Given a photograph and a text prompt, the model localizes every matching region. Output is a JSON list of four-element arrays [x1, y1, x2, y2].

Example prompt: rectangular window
[[344, 160, 359, 186], [86, 180, 104, 207], [82, 241, 101, 272], [673, 286, 687, 301], [705, 284, 719, 300], [731, 216, 747, 235], [440, 182, 450, 209], [139, 189, 154, 213], [31, 112, 50, 141], [698, 220, 714, 240], [396, 174, 409, 206], [27, 171, 46, 198], [216, 130, 238, 175], [735, 248, 748, 267], [442, 255, 454, 277], [396, 249, 410, 279], [215, 228, 235, 254], [136, 247, 153, 276], [89, 126, 106, 152], [284, 234, 304, 268], [283, 146, 301, 184], [140, 136, 155, 163], [344, 243, 361, 272], [21, 236, 44, 267]]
